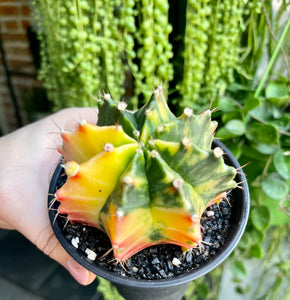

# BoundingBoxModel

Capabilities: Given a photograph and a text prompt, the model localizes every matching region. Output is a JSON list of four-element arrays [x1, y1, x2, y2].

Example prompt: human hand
[[0, 108, 98, 285]]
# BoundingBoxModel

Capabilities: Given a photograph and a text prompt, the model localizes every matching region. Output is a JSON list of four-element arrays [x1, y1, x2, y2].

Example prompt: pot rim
[[48, 139, 250, 288]]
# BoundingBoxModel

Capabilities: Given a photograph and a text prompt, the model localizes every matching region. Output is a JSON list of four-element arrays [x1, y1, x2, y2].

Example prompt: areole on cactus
[[55, 86, 237, 261]]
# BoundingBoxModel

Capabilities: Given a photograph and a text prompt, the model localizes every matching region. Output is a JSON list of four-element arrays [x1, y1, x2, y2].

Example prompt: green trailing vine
[[177, 0, 260, 111], [33, 0, 127, 108], [32, 0, 173, 110], [134, 0, 174, 102], [32, 1, 257, 111]]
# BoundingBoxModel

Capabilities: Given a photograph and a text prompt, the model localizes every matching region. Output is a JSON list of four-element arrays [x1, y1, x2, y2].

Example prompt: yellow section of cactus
[[57, 143, 138, 228], [58, 121, 136, 163]]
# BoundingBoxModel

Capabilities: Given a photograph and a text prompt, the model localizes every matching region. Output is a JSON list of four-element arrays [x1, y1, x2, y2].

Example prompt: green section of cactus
[[56, 86, 237, 260]]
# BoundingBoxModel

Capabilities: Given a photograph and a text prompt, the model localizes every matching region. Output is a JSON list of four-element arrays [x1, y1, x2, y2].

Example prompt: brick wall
[[0, 0, 39, 135]]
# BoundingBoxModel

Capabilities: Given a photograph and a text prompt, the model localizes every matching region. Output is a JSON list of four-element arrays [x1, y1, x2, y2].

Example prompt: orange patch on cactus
[[100, 204, 153, 260]]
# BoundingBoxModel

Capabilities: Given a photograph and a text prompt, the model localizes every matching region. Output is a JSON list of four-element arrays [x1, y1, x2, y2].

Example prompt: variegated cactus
[[56, 86, 237, 261]]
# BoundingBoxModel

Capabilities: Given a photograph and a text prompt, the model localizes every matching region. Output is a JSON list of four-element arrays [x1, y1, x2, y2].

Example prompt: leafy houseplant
[[48, 86, 249, 300]]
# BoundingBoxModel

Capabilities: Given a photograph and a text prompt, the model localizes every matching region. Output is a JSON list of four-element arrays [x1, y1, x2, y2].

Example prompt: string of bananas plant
[[32, 0, 260, 111]]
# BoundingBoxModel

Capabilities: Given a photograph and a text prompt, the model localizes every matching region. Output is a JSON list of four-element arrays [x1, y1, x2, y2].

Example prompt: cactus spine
[[56, 86, 237, 260]]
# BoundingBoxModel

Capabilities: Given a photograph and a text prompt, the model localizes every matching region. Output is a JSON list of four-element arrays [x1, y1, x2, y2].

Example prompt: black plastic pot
[[48, 139, 250, 300]]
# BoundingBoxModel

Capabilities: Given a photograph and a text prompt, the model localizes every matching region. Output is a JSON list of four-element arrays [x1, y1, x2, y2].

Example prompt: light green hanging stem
[[254, 18, 290, 98], [97, 277, 125, 300]]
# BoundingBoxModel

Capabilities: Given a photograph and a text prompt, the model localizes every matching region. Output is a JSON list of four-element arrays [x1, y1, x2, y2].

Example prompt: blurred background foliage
[[32, 0, 290, 299]]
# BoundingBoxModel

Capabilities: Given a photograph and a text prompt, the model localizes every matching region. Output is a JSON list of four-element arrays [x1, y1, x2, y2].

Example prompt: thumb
[[34, 225, 96, 285]]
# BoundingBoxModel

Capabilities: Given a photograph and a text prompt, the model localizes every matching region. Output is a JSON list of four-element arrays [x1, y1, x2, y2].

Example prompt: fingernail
[[65, 258, 92, 285]]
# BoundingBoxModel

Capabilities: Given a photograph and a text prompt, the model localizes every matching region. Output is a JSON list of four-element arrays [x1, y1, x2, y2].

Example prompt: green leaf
[[243, 97, 260, 113], [196, 283, 209, 298], [277, 261, 290, 274], [252, 142, 279, 155], [273, 150, 290, 179], [241, 144, 269, 161], [231, 261, 246, 279], [250, 244, 263, 258], [235, 286, 245, 294], [262, 173, 289, 200], [251, 206, 270, 231], [215, 127, 236, 140], [225, 119, 246, 136], [249, 229, 265, 243], [218, 97, 238, 112], [265, 81, 289, 107], [272, 276, 283, 292], [238, 233, 251, 250], [271, 114, 290, 131], [228, 143, 242, 159], [97, 277, 125, 300], [280, 197, 290, 219], [246, 122, 279, 145], [250, 102, 275, 122], [227, 82, 249, 92], [235, 285, 251, 294], [262, 193, 289, 226], [221, 111, 243, 123]]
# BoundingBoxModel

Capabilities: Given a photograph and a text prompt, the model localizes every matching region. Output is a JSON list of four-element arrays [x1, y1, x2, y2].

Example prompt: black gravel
[[62, 197, 232, 280]]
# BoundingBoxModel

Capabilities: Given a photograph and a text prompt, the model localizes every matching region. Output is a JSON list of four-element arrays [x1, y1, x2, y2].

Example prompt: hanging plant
[[32, 0, 256, 111]]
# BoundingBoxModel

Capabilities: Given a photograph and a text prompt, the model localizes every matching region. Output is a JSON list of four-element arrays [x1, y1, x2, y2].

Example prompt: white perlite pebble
[[85, 248, 97, 261], [132, 266, 138, 272], [172, 257, 181, 267], [71, 237, 80, 248], [207, 210, 215, 217]]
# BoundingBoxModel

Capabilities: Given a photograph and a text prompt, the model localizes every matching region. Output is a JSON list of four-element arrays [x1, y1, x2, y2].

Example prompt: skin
[[0, 108, 99, 285]]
